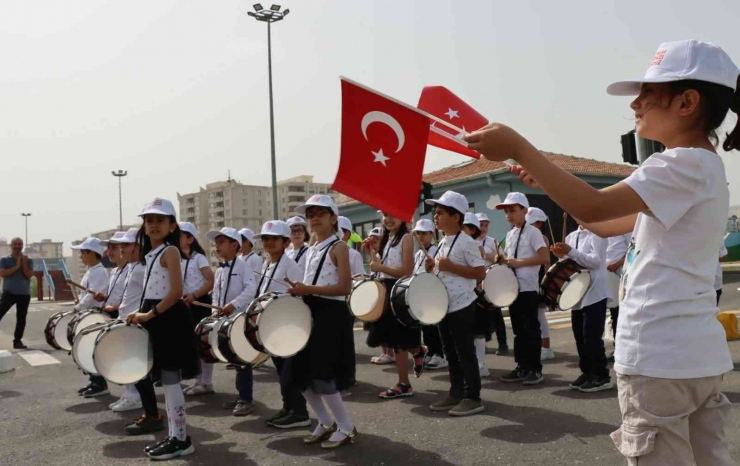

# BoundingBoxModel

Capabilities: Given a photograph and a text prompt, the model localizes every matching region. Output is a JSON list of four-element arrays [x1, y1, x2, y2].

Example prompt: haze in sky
[[1, 0, 738, 254]]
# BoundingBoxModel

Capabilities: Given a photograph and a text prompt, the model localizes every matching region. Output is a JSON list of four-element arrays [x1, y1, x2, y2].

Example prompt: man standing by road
[[0, 238, 34, 349]]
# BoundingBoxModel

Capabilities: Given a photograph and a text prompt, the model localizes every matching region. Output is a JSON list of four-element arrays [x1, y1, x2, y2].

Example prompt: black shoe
[[144, 436, 170, 453], [125, 414, 165, 436], [13, 340, 27, 349], [495, 346, 509, 356], [223, 399, 240, 410], [501, 368, 526, 383], [147, 436, 194, 460], [226, 363, 237, 370], [154, 380, 162, 387], [271, 412, 311, 429], [77, 383, 94, 395], [83, 385, 110, 398], [265, 408, 290, 426], [522, 371, 544, 386], [579, 376, 614, 393], [569, 373, 589, 390]]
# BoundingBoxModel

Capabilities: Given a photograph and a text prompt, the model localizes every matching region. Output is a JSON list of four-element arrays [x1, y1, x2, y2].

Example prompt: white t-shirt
[[304, 236, 344, 301], [378, 234, 409, 279], [213, 257, 257, 313], [617, 148, 732, 379], [564, 228, 608, 309], [478, 236, 504, 267], [504, 223, 547, 293], [256, 254, 304, 295], [182, 252, 210, 296], [715, 243, 728, 291], [433, 232, 486, 312], [413, 245, 437, 274], [118, 262, 145, 318], [105, 266, 130, 308], [239, 252, 265, 281], [76, 263, 109, 311], [286, 244, 309, 275], [348, 248, 365, 277]]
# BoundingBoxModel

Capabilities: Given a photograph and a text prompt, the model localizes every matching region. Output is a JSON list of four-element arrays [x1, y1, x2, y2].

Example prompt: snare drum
[[347, 275, 387, 322], [606, 271, 621, 309], [244, 293, 313, 358], [73, 321, 116, 374], [44, 310, 75, 351], [540, 259, 591, 311], [217, 312, 269, 366], [194, 316, 221, 363], [93, 322, 153, 385], [481, 264, 519, 308], [390, 273, 449, 326], [67, 309, 112, 346]]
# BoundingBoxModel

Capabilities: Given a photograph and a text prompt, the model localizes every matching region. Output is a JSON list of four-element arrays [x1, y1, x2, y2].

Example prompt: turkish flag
[[417, 86, 488, 159], [332, 78, 430, 222]]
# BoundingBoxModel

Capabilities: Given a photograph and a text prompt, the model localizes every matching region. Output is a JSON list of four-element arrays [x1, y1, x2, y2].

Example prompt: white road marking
[[18, 350, 61, 366]]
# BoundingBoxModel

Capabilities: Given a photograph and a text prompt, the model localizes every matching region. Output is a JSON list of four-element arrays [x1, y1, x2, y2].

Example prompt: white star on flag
[[455, 126, 466, 139], [372, 148, 390, 167], [444, 108, 459, 120]]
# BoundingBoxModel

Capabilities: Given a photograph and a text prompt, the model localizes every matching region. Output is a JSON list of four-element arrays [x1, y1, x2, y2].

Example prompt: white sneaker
[[370, 353, 385, 363], [540, 348, 555, 361], [112, 398, 143, 412], [185, 383, 215, 396], [425, 355, 448, 370], [109, 397, 125, 409], [479, 366, 491, 377], [373, 354, 396, 365]]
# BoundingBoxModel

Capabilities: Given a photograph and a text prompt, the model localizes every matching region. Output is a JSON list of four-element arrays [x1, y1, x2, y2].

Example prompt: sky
[[1, 0, 738, 255]]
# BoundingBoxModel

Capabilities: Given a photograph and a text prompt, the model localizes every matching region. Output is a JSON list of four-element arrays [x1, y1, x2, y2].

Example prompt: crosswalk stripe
[[18, 350, 62, 366]]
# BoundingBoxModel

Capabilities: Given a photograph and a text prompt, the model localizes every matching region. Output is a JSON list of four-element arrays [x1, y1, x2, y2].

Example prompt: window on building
[[309, 186, 315, 193], [258, 200, 262, 206], [258, 210, 262, 216], [257, 191, 261, 197], [243, 209, 247, 215]]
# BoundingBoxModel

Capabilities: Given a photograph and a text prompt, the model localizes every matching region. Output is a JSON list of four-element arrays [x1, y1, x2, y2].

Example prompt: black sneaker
[[579, 376, 614, 393], [522, 371, 544, 386], [83, 385, 110, 397], [125, 414, 165, 436], [13, 340, 27, 349], [265, 408, 290, 426], [495, 346, 509, 356], [154, 380, 162, 387], [144, 436, 170, 453], [272, 412, 311, 429], [147, 436, 194, 460], [77, 383, 94, 395], [569, 373, 589, 390], [501, 368, 526, 383]]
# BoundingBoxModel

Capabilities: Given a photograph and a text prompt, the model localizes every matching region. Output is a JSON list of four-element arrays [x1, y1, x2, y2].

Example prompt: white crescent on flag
[[361, 111, 405, 153]]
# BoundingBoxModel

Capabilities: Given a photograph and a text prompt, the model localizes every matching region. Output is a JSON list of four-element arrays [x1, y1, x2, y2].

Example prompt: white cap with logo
[[368, 227, 382, 238], [295, 195, 339, 216], [463, 212, 481, 229], [139, 198, 177, 217], [286, 216, 307, 228], [476, 213, 490, 223], [525, 207, 548, 224], [101, 231, 126, 245], [412, 219, 435, 232], [338, 216, 353, 234], [238, 228, 255, 244], [206, 227, 243, 247], [424, 190, 469, 216], [110, 227, 139, 244], [496, 192, 529, 210], [71, 237, 108, 256], [608, 40, 739, 96], [254, 221, 290, 239], [179, 222, 198, 238]]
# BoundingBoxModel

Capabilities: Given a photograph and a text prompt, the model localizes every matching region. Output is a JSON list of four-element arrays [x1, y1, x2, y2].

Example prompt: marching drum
[[606, 271, 621, 309], [93, 322, 152, 385], [244, 293, 313, 358], [390, 273, 449, 326], [67, 309, 112, 346], [481, 264, 519, 308], [72, 321, 116, 374], [347, 275, 387, 322], [195, 316, 221, 364], [541, 259, 591, 311], [45, 311, 75, 351], [217, 312, 269, 366]]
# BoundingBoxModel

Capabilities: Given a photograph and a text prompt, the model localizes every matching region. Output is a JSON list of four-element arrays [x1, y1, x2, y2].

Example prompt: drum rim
[[73, 324, 108, 375], [219, 312, 260, 365], [347, 278, 385, 319], [93, 323, 152, 384], [557, 270, 591, 310], [254, 295, 312, 358], [483, 264, 519, 307], [55, 312, 75, 351], [209, 316, 230, 363], [409, 273, 449, 324], [46, 310, 73, 350]]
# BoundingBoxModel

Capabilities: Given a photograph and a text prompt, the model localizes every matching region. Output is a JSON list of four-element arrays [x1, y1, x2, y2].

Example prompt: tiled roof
[[423, 152, 635, 185]]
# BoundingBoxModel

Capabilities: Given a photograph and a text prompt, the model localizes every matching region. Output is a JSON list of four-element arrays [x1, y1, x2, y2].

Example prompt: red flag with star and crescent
[[417, 86, 488, 159], [332, 78, 431, 221]]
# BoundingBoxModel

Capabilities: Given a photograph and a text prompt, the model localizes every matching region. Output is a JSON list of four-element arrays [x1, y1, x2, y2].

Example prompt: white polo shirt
[[504, 224, 547, 293], [256, 254, 304, 295], [564, 228, 608, 309], [239, 252, 265, 282], [433, 232, 486, 312], [75, 263, 109, 311]]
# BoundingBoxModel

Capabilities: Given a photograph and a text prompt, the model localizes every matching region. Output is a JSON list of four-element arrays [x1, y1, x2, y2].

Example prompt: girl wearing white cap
[[286, 216, 310, 274], [179, 222, 216, 396], [238, 228, 264, 280], [524, 208, 555, 361], [124, 198, 197, 460], [466, 40, 739, 465], [287, 195, 357, 449], [475, 213, 509, 355]]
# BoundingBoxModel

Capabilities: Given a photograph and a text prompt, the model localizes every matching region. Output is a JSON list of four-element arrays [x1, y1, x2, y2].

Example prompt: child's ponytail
[[723, 75, 740, 152]]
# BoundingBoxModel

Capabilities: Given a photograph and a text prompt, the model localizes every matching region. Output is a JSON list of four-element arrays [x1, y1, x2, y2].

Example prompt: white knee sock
[[125, 384, 140, 401], [199, 362, 214, 385], [302, 389, 333, 435], [323, 392, 352, 433], [163, 383, 187, 441], [474, 337, 487, 369]]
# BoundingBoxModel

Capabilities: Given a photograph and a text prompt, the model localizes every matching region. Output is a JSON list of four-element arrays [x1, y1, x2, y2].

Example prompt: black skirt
[[290, 296, 354, 393], [474, 303, 494, 341], [141, 299, 199, 380], [366, 278, 422, 351]]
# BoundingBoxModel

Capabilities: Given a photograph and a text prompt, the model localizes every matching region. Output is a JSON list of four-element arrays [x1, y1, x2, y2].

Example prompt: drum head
[[75, 312, 111, 338], [258, 295, 312, 358], [559, 271, 591, 311], [482, 265, 519, 308], [55, 313, 74, 351], [349, 280, 381, 318], [606, 272, 620, 308], [94, 324, 152, 385], [73, 324, 108, 374], [407, 274, 448, 325], [209, 318, 229, 363], [229, 313, 262, 364]]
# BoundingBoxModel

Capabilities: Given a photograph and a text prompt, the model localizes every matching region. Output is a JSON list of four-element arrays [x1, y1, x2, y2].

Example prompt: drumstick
[[412, 231, 432, 258], [254, 271, 291, 289], [545, 217, 557, 246], [66, 279, 94, 294], [562, 212, 568, 243], [191, 301, 224, 312]]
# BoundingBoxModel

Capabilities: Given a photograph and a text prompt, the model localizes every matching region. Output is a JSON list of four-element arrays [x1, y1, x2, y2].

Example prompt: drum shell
[[72, 321, 115, 374], [347, 277, 387, 322], [481, 265, 519, 308], [67, 310, 111, 346], [540, 259, 590, 310], [390, 276, 421, 328], [45, 311, 72, 351], [93, 322, 153, 385], [194, 316, 220, 364], [245, 293, 312, 358]]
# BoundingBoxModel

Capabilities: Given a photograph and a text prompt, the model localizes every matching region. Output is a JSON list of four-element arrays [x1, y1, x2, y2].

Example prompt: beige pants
[[611, 373, 733, 465]]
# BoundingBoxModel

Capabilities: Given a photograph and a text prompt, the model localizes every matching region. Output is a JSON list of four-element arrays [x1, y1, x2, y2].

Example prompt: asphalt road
[[1, 289, 739, 466]]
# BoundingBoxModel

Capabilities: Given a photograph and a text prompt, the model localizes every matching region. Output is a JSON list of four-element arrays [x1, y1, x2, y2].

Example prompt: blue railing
[[41, 260, 56, 298], [60, 259, 72, 280]]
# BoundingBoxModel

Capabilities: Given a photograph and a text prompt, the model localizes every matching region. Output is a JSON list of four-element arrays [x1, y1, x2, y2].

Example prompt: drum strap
[[217, 258, 237, 307], [139, 245, 169, 309], [311, 238, 340, 286], [434, 232, 460, 276], [183, 254, 193, 285], [575, 230, 580, 249], [102, 267, 124, 307], [294, 245, 308, 264], [255, 253, 283, 297]]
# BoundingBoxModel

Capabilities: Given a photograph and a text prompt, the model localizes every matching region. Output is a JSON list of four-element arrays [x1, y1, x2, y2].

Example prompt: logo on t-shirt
[[620, 236, 640, 302]]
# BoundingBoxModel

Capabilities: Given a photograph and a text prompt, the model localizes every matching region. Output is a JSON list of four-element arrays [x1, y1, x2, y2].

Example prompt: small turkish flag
[[332, 78, 430, 222], [417, 86, 488, 159]]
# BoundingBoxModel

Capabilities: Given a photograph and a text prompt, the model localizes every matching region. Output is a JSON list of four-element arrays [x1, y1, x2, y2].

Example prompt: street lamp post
[[248, 4, 290, 219], [111, 170, 128, 231], [21, 213, 31, 247]]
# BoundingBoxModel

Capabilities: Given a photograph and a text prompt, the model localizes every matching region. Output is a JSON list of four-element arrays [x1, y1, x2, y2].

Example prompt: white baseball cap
[[179, 222, 198, 238], [338, 216, 353, 234], [425, 190, 469, 216], [110, 227, 139, 244], [496, 192, 529, 210], [254, 220, 290, 239], [607, 40, 739, 96], [206, 227, 243, 247], [463, 212, 481, 229], [295, 195, 339, 216], [71, 237, 107, 256], [368, 227, 382, 238], [525, 207, 548, 224], [101, 231, 126, 245], [286, 216, 307, 228], [412, 219, 435, 232], [476, 213, 490, 223], [238, 228, 254, 244], [139, 198, 176, 217]]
